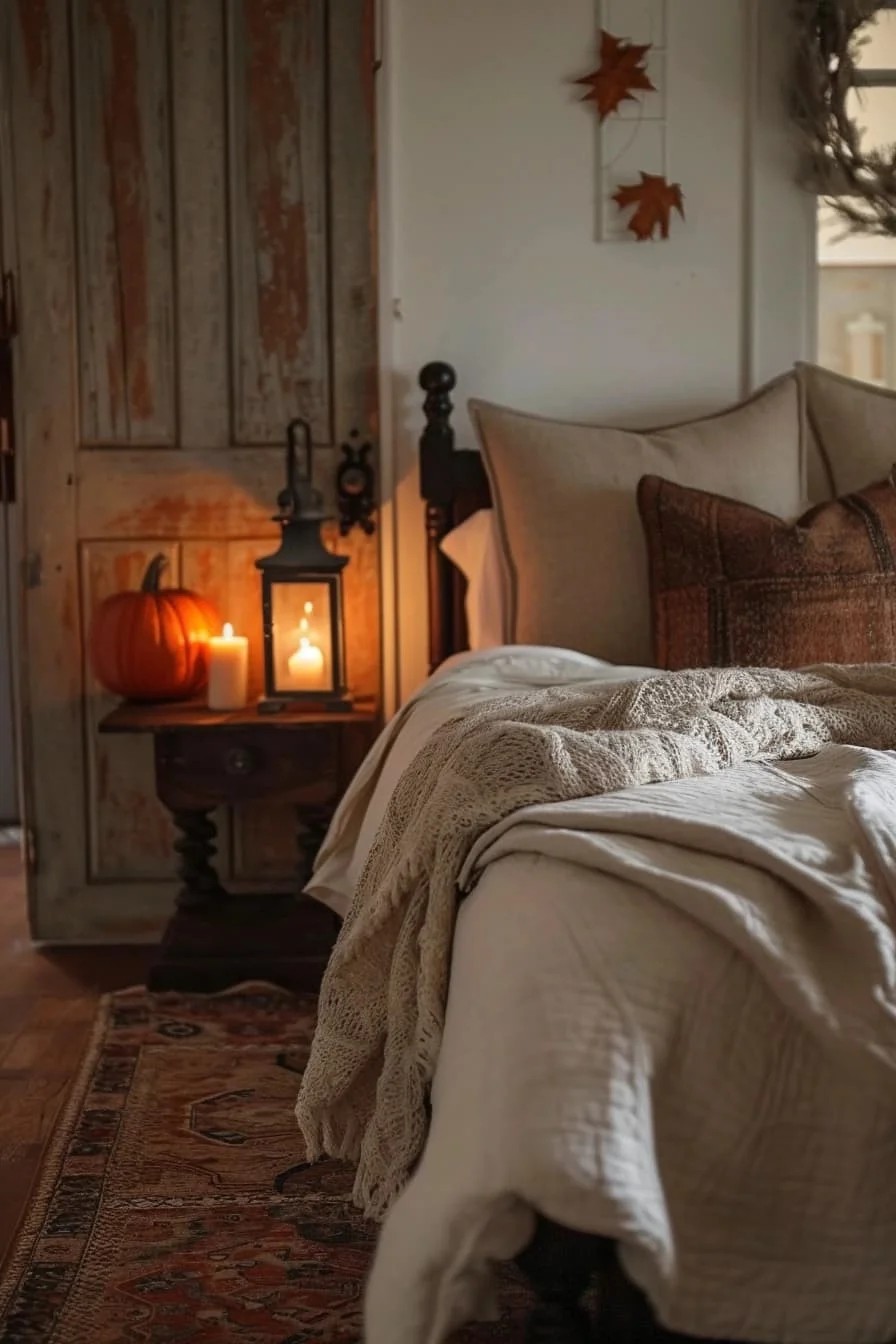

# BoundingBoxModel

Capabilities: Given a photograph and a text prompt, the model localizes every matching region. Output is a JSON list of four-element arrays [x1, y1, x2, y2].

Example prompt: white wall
[[378, 0, 816, 703]]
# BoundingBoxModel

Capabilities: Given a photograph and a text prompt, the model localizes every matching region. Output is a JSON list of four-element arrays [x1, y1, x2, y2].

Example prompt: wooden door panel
[[8, 0, 379, 941], [78, 448, 289, 539], [327, 0, 379, 441], [228, 0, 331, 446], [172, 0, 230, 451], [73, 0, 175, 445]]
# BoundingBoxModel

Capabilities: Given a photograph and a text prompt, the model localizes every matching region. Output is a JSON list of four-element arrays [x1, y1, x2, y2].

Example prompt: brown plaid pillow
[[637, 474, 896, 670]]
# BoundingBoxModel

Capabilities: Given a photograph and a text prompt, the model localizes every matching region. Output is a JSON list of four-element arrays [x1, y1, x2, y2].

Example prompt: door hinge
[[0, 270, 17, 506], [25, 826, 37, 874]]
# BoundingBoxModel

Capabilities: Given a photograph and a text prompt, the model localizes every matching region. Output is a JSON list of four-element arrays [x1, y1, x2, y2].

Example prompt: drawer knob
[[224, 746, 257, 777]]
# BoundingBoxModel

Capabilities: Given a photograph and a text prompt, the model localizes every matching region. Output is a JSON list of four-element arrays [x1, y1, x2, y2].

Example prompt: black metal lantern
[[255, 419, 350, 713]]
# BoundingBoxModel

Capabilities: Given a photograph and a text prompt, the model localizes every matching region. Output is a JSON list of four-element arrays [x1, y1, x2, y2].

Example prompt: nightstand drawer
[[155, 725, 339, 810]]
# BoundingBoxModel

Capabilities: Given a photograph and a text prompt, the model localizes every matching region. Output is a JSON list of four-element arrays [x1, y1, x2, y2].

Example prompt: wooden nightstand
[[98, 699, 379, 993]]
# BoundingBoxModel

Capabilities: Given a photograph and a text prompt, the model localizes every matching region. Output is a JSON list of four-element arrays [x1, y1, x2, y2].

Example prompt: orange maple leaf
[[612, 173, 685, 241], [574, 29, 656, 122]]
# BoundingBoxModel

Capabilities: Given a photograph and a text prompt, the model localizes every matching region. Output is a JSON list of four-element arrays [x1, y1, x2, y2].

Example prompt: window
[[817, 7, 896, 386]]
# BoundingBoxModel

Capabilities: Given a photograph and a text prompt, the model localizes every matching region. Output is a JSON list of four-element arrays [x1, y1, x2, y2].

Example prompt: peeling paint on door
[[11, 0, 380, 942], [17, 0, 54, 135], [229, 0, 330, 444]]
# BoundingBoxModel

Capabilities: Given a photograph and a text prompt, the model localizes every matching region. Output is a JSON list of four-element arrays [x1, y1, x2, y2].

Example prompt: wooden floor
[[0, 847, 154, 1265]]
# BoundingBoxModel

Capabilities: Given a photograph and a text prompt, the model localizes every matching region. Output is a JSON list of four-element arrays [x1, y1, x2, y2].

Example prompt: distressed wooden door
[[3, 0, 379, 941]]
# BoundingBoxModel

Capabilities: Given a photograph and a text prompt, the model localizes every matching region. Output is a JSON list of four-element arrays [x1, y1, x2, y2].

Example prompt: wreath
[[792, 0, 896, 235]]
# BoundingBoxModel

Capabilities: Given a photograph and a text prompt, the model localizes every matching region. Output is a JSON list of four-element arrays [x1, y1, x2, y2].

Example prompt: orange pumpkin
[[89, 554, 221, 702]]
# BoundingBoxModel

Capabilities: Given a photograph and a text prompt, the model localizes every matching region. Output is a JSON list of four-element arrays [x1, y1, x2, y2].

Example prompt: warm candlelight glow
[[207, 621, 249, 710], [298, 601, 314, 636], [288, 634, 326, 689]]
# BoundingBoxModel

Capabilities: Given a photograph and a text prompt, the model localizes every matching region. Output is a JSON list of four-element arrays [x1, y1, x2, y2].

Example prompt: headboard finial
[[419, 361, 456, 395], [419, 361, 456, 437]]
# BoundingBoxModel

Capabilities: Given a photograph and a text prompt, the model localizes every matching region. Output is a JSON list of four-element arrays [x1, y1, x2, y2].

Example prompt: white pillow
[[438, 509, 506, 650], [797, 361, 896, 498], [470, 372, 806, 667]]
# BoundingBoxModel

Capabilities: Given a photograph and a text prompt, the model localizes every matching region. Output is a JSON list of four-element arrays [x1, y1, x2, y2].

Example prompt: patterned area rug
[[0, 985, 534, 1343]]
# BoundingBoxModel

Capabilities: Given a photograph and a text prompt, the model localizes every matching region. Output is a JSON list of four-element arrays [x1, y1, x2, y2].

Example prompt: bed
[[299, 362, 896, 1344]]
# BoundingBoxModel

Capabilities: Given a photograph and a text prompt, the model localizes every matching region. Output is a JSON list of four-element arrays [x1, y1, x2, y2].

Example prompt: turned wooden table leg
[[170, 808, 227, 910]]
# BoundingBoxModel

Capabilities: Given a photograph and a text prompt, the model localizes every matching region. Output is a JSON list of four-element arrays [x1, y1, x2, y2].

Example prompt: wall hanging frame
[[577, 0, 676, 241]]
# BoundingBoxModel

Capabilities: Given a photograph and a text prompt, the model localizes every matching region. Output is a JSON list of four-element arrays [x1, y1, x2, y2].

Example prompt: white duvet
[[306, 648, 896, 1344]]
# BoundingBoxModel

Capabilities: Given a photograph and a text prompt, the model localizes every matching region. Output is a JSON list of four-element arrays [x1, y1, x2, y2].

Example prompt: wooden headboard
[[419, 362, 492, 672]]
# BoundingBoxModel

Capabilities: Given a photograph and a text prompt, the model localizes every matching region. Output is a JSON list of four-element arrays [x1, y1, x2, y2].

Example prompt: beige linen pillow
[[798, 361, 896, 498], [469, 374, 805, 666]]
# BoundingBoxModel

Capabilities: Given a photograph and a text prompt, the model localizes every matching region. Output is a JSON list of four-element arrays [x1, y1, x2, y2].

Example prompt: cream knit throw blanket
[[295, 663, 896, 1218]]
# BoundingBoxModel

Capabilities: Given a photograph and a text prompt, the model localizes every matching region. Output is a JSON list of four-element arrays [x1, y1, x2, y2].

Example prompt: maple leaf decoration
[[612, 173, 685, 241], [574, 30, 656, 122]]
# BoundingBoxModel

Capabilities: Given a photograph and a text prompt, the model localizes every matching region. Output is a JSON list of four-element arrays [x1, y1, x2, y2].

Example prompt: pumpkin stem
[[141, 553, 168, 593]]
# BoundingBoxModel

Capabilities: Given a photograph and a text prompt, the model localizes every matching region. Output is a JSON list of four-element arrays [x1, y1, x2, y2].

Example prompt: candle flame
[[303, 600, 313, 615], [223, 622, 234, 639]]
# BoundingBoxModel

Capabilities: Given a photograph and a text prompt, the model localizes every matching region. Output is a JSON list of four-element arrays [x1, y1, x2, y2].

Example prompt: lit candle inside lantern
[[287, 600, 327, 691], [207, 622, 249, 710], [288, 635, 326, 689]]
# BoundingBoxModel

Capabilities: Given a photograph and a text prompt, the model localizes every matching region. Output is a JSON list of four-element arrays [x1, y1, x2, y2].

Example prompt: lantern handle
[[278, 418, 320, 521]]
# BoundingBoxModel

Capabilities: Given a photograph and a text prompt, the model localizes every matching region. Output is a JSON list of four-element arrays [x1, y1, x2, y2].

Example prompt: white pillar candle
[[288, 635, 326, 689], [207, 623, 249, 710]]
